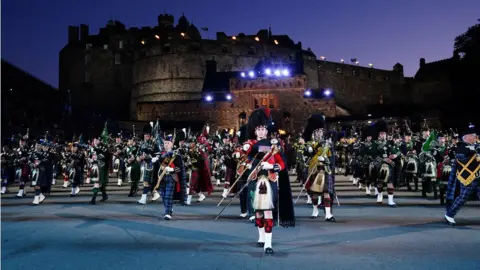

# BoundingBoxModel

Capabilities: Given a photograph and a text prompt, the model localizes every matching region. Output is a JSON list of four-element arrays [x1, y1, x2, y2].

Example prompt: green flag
[[101, 122, 109, 144], [422, 130, 437, 152]]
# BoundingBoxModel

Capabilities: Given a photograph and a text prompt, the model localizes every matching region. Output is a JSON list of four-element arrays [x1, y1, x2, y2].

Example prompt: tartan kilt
[[189, 169, 213, 194], [306, 172, 334, 194]]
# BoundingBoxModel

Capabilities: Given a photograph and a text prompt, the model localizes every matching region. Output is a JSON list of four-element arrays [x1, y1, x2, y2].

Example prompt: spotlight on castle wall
[[248, 71, 255, 78], [282, 69, 290, 76], [274, 70, 281, 76], [141, 40, 145, 45], [369, 63, 374, 68], [320, 56, 326, 60], [340, 59, 345, 63], [304, 90, 312, 97], [181, 32, 185, 37], [265, 68, 272, 76], [255, 37, 260, 42], [154, 35, 160, 39], [355, 61, 360, 65], [240, 72, 246, 78], [232, 36, 237, 40], [205, 95, 213, 102], [274, 40, 279, 45], [226, 94, 232, 100], [324, 89, 332, 96]]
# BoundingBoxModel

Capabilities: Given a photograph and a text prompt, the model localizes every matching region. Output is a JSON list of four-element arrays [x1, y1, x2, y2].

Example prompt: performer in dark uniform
[[445, 124, 479, 225], [89, 138, 109, 204], [245, 108, 295, 254]]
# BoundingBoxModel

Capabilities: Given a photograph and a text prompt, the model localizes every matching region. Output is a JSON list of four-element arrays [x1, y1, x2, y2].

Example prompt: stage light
[[367, 114, 372, 117], [141, 40, 145, 45], [232, 36, 237, 40], [282, 69, 290, 76], [205, 95, 213, 102], [181, 32, 185, 37], [274, 40, 279, 45], [274, 70, 281, 76], [368, 120, 372, 124], [320, 56, 326, 60], [248, 71, 255, 78], [324, 89, 332, 96], [226, 94, 232, 100], [240, 72, 246, 77], [340, 59, 345, 63], [255, 37, 260, 42], [304, 90, 312, 97], [265, 68, 272, 75], [154, 35, 160, 39]]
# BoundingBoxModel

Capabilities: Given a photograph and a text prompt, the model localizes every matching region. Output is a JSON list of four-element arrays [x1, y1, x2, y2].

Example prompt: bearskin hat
[[302, 114, 325, 141], [461, 123, 476, 136], [375, 120, 389, 134], [247, 108, 272, 140]]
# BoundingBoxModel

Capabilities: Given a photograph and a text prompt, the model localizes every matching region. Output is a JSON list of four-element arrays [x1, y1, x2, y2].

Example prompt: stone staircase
[[2, 173, 461, 207]]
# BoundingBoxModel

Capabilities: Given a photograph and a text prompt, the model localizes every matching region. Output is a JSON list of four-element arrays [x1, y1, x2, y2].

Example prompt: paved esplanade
[[2, 176, 479, 270]]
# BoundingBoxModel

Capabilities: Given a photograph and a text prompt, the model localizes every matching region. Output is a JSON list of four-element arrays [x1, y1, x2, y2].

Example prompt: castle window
[[352, 70, 358, 76], [367, 72, 372, 78], [85, 54, 91, 65], [115, 53, 121, 65], [163, 45, 171, 53], [119, 40, 124, 49], [103, 44, 108, 50], [85, 70, 91, 82], [221, 46, 228, 53], [336, 68, 342, 74], [261, 98, 268, 106]]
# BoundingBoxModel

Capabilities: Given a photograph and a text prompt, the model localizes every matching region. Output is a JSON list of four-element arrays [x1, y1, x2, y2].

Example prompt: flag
[[422, 130, 437, 152], [201, 27, 208, 31], [101, 122, 109, 144]]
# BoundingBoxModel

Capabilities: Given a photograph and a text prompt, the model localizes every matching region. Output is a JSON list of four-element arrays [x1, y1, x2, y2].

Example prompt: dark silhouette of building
[[59, 14, 410, 125], [1, 59, 65, 137]]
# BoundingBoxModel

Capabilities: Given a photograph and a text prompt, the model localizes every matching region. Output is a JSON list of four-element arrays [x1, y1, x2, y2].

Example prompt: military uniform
[[445, 124, 479, 225]]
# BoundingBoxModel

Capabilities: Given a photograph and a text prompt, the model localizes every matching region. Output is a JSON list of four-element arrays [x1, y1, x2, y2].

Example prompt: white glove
[[152, 157, 159, 163], [165, 167, 174, 172], [234, 152, 240, 159], [246, 163, 252, 169], [242, 144, 250, 151], [308, 146, 313, 153], [317, 156, 325, 162], [261, 162, 274, 170]]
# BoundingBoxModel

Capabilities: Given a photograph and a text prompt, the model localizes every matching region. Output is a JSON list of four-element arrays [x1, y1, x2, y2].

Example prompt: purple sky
[[2, 0, 479, 88]]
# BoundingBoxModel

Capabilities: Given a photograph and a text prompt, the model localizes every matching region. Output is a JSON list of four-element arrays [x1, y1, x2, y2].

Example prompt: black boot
[[100, 194, 108, 202], [128, 186, 137, 197], [89, 196, 96, 205], [433, 182, 438, 200]]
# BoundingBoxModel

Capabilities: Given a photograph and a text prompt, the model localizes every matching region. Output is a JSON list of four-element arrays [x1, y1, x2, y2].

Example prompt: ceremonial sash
[[456, 155, 480, 186]]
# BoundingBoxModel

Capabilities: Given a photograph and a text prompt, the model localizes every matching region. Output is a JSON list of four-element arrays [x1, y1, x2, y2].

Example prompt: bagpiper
[[244, 108, 295, 254], [156, 133, 186, 220], [302, 114, 336, 221]]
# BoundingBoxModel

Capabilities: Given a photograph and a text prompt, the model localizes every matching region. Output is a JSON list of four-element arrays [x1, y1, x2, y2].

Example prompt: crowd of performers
[[1, 110, 479, 253]]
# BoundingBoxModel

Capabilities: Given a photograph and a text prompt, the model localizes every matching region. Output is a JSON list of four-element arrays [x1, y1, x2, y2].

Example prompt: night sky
[[2, 0, 479, 88]]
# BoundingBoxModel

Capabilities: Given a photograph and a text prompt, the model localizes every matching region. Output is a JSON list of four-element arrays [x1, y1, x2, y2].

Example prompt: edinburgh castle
[[59, 14, 453, 131]]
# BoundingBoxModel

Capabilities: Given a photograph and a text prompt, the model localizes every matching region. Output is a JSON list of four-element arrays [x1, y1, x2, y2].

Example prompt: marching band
[[1, 112, 479, 254]]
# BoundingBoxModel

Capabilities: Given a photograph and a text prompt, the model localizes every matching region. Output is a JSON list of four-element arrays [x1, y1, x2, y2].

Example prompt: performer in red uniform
[[244, 108, 295, 255]]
